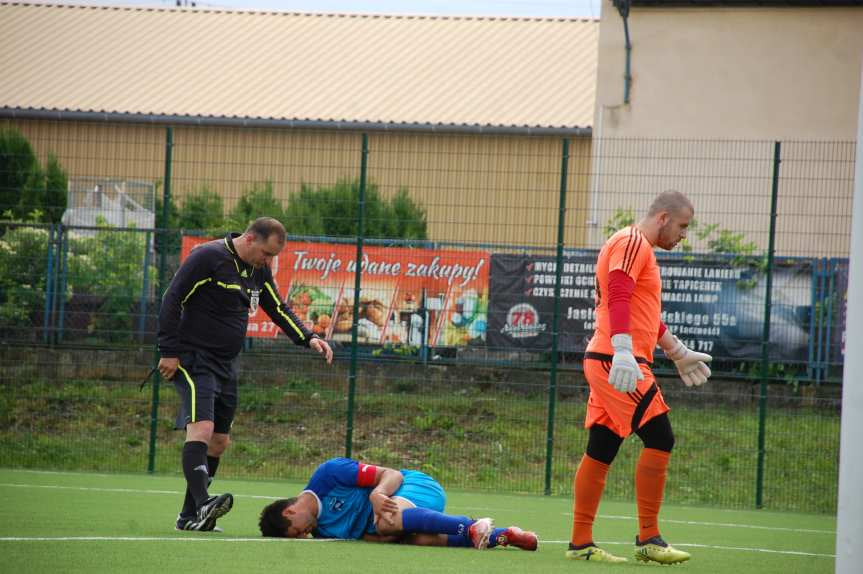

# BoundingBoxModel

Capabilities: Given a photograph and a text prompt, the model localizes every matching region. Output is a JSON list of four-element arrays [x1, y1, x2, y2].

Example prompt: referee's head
[[239, 217, 286, 268]]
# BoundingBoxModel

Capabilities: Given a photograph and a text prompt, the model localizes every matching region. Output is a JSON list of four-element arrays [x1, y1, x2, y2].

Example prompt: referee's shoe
[[185, 493, 234, 531], [175, 514, 224, 532]]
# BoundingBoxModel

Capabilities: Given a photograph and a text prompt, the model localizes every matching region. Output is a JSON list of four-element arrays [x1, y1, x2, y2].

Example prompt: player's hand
[[310, 337, 333, 364], [609, 334, 644, 393], [664, 335, 712, 387], [370, 490, 398, 527], [157, 357, 179, 380]]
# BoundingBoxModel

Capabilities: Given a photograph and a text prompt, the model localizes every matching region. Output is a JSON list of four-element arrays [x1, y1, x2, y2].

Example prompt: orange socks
[[570, 454, 610, 547], [635, 448, 671, 542]]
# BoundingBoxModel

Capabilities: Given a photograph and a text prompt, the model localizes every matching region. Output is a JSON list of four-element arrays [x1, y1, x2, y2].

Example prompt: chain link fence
[[0, 121, 852, 513]]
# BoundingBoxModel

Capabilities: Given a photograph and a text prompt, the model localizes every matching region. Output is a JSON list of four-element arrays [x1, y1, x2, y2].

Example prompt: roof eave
[[0, 108, 592, 137]]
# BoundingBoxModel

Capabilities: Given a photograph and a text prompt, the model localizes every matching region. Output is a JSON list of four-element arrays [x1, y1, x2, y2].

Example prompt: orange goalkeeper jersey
[[586, 226, 661, 362]]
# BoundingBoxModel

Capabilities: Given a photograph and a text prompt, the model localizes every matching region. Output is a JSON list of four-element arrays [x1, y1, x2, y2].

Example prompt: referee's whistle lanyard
[[139, 367, 158, 391]]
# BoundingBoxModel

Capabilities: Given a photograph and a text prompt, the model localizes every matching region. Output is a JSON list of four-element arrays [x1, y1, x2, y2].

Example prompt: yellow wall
[[4, 119, 591, 249]]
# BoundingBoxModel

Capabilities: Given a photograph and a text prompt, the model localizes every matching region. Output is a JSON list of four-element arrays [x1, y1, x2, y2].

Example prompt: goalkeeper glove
[[661, 334, 712, 387], [609, 334, 644, 393]]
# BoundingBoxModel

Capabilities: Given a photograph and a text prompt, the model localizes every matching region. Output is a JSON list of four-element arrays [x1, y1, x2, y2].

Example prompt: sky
[[60, 0, 604, 19]]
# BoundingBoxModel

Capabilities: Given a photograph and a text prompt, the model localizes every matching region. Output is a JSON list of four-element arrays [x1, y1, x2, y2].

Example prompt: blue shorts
[[366, 469, 446, 534], [394, 470, 447, 512]]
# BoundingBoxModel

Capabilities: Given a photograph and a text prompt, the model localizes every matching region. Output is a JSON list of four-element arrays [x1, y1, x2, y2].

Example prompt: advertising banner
[[181, 237, 489, 347], [658, 257, 812, 362], [486, 253, 594, 352], [487, 252, 814, 362]]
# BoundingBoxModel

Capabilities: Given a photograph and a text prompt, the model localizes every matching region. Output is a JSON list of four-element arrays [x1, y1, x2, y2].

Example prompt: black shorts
[[171, 350, 238, 434]]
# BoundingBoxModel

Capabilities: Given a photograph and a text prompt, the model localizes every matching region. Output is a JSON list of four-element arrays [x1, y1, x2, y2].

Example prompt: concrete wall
[[586, 4, 861, 256]]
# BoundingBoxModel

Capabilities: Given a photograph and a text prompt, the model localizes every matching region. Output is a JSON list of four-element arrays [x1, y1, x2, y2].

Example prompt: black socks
[[181, 441, 210, 510]]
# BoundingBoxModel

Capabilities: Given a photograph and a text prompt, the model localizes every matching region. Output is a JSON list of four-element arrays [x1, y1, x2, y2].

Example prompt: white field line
[[594, 513, 834, 535], [543, 539, 835, 558], [0, 482, 277, 500], [0, 536, 339, 542], [0, 537, 835, 558], [458, 506, 835, 535]]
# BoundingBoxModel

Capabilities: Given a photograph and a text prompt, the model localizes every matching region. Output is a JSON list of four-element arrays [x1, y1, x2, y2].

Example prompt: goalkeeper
[[566, 190, 712, 565]]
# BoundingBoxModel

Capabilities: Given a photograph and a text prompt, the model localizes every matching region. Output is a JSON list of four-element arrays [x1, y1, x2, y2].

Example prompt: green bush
[[227, 181, 285, 230], [66, 218, 154, 342], [0, 223, 51, 325], [178, 185, 225, 232], [284, 179, 427, 239], [0, 129, 67, 224]]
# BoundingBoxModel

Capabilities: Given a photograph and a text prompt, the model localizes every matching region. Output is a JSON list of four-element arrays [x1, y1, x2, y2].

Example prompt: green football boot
[[634, 535, 691, 564], [566, 543, 628, 563]]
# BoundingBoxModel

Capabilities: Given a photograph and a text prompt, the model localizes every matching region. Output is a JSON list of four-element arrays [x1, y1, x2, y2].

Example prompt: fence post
[[42, 223, 56, 344], [756, 141, 781, 508], [823, 258, 835, 383], [138, 231, 152, 340], [346, 132, 368, 458], [147, 126, 173, 474], [544, 138, 570, 495], [56, 225, 69, 343], [807, 259, 819, 382]]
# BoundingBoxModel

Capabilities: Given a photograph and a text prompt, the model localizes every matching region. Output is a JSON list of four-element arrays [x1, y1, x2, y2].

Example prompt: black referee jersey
[[158, 233, 314, 361]]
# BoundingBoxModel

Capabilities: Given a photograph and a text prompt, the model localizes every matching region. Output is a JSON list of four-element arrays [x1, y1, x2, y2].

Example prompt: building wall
[[595, 4, 863, 140], [4, 119, 592, 249], [587, 4, 861, 256]]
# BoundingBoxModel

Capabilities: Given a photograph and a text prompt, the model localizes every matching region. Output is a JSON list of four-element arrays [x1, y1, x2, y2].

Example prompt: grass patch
[[0, 377, 838, 513]]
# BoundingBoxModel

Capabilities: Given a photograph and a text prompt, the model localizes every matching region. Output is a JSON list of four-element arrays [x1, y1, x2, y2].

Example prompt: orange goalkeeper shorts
[[583, 354, 670, 438]]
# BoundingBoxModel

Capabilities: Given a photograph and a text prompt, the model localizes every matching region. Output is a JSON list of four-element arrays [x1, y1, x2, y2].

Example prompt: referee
[[157, 216, 333, 531]]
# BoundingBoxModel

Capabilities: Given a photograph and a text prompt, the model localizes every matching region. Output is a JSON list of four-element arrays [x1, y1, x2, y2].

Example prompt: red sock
[[635, 448, 671, 542], [570, 454, 610, 547]]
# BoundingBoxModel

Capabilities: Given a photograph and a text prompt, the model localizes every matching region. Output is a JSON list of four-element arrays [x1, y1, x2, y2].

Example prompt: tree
[[603, 207, 635, 238], [42, 154, 69, 224], [154, 190, 181, 256], [0, 128, 40, 218], [178, 185, 225, 232], [284, 179, 427, 240], [389, 189, 428, 240], [227, 181, 285, 231], [0, 129, 68, 225]]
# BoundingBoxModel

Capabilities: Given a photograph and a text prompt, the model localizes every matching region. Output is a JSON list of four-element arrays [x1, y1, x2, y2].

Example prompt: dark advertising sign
[[658, 257, 812, 363], [488, 252, 814, 363], [487, 253, 595, 353]]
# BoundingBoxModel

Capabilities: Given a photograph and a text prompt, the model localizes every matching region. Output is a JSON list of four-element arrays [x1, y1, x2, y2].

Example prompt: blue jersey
[[304, 458, 447, 539], [304, 458, 377, 539]]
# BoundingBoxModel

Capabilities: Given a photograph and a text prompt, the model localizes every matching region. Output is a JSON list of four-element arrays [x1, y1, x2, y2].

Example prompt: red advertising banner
[[181, 237, 490, 347]]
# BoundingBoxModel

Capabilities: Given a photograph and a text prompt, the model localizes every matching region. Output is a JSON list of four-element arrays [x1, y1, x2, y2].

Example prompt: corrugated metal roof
[[0, 3, 598, 131]]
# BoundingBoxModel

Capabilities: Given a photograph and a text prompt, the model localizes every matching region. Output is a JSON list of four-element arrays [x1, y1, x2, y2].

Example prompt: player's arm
[[156, 248, 212, 379], [358, 463, 403, 526], [657, 321, 712, 386], [607, 268, 644, 393], [258, 269, 333, 363], [605, 230, 655, 392]]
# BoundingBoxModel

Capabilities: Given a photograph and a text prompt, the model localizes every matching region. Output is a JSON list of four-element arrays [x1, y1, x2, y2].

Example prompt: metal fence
[[0, 121, 853, 513]]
